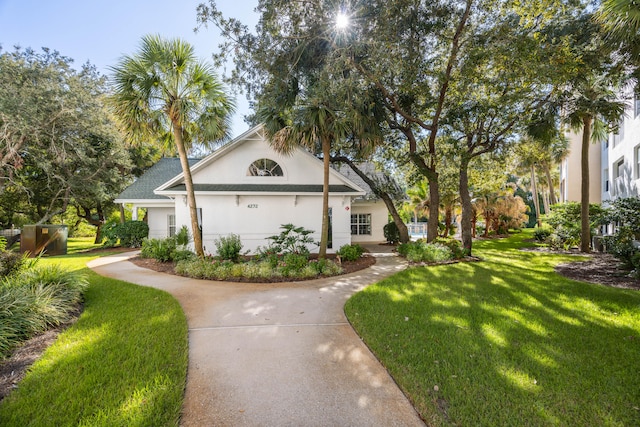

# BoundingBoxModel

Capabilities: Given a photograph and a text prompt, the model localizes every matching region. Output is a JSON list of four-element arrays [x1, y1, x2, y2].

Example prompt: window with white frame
[[615, 158, 625, 179], [604, 168, 609, 193], [635, 95, 640, 118], [247, 158, 283, 176], [351, 213, 371, 235], [613, 119, 624, 147], [168, 214, 176, 237]]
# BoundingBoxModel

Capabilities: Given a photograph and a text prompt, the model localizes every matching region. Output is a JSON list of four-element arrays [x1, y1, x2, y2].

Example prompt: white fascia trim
[[156, 124, 265, 192]]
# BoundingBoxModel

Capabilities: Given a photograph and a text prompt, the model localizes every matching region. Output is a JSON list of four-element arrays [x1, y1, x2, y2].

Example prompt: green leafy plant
[[266, 223, 316, 256], [337, 244, 365, 261], [397, 240, 453, 263], [0, 265, 87, 358], [213, 234, 243, 262], [101, 220, 149, 248], [140, 238, 177, 262], [383, 222, 400, 244], [433, 237, 467, 259], [533, 226, 553, 242]]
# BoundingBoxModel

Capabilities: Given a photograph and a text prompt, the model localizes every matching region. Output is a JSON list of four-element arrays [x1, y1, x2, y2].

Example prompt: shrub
[[336, 244, 365, 261], [0, 265, 87, 358], [383, 222, 400, 244], [603, 227, 639, 269], [140, 237, 177, 262], [214, 234, 243, 262], [175, 254, 343, 281], [433, 237, 466, 259], [0, 251, 28, 278], [101, 220, 149, 248], [533, 226, 553, 242], [280, 253, 308, 276], [397, 241, 453, 263], [266, 224, 316, 256], [543, 202, 605, 250]]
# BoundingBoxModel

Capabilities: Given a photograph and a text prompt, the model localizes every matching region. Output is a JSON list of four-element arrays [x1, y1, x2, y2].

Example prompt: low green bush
[[140, 226, 194, 263], [397, 240, 454, 263], [214, 234, 243, 262], [0, 264, 87, 358], [533, 226, 553, 242], [101, 220, 149, 248], [433, 237, 466, 259], [336, 244, 365, 261], [383, 222, 400, 244], [175, 255, 343, 281], [0, 251, 29, 278], [140, 237, 177, 262]]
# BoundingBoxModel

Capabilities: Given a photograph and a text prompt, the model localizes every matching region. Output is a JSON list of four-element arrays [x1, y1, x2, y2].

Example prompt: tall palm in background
[[260, 98, 348, 259], [564, 75, 625, 252], [110, 35, 234, 257]]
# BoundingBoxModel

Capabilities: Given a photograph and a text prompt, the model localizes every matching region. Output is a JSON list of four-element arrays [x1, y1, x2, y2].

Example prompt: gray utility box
[[20, 225, 68, 256]]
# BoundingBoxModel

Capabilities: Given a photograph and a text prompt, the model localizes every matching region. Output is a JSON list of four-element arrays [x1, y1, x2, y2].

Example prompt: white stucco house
[[560, 85, 640, 204], [115, 124, 397, 254]]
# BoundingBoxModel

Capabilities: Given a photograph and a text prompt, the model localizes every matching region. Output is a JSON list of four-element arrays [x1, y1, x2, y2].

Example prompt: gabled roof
[[334, 162, 405, 201], [155, 123, 367, 196], [115, 158, 200, 202]]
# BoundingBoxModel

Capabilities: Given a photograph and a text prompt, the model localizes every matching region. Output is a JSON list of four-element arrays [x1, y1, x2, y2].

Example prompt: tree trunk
[[544, 162, 557, 206], [530, 164, 541, 227], [119, 204, 126, 223], [459, 157, 473, 254], [331, 156, 409, 243], [542, 189, 550, 216], [443, 206, 452, 238], [173, 126, 204, 257], [580, 116, 592, 253], [427, 175, 439, 242], [319, 136, 331, 259], [471, 208, 477, 238]]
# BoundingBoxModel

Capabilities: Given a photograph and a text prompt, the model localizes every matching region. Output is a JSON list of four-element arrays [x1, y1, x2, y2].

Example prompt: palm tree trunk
[[173, 127, 204, 257], [319, 136, 331, 259], [544, 162, 557, 205], [530, 164, 541, 227], [580, 116, 592, 253]]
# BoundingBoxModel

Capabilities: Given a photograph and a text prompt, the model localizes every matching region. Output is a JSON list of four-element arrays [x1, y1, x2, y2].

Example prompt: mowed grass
[[345, 231, 640, 426], [0, 248, 188, 426]]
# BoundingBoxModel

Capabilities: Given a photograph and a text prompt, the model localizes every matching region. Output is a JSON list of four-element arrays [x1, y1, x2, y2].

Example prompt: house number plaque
[[247, 204, 258, 208]]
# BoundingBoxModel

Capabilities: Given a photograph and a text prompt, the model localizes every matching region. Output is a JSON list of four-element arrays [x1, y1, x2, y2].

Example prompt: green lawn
[[0, 248, 188, 426], [345, 231, 640, 426]]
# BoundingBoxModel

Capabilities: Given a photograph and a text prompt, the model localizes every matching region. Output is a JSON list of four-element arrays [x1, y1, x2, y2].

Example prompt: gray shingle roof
[[116, 158, 200, 200], [333, 163, 404, 200], [162, 184, 359, 193]]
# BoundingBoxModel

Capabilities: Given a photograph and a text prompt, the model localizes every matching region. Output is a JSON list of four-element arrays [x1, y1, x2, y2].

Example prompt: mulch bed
[[555, 252, 640, 290], [0, 304, 83, 401], [129, 253, 377, 282]]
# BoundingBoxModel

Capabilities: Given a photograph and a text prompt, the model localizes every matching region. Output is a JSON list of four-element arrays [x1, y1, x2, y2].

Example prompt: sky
[[0, 0, 258, 137]]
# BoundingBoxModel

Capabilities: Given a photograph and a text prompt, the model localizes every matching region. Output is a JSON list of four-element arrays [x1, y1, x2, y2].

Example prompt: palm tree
[[110, 35, 234, 257], [598, 0, 640, 40], [564, 75, 625, 252], [260, 98, 348, 258]]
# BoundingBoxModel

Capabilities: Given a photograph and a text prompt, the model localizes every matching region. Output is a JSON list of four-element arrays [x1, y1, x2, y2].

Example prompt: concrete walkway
[[88, 246, 425, 427]]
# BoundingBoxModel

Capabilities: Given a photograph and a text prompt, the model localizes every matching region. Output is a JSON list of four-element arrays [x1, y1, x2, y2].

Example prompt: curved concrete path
[[88, 246, 425, 427]]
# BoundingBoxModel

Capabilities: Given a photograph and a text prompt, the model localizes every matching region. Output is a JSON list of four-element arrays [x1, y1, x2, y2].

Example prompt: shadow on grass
[[0, 270, 188, 426], [346, 233, 640, 426]]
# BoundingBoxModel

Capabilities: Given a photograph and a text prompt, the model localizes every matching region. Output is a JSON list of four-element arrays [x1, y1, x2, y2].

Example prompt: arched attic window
[[247, 158, 284, 176]]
